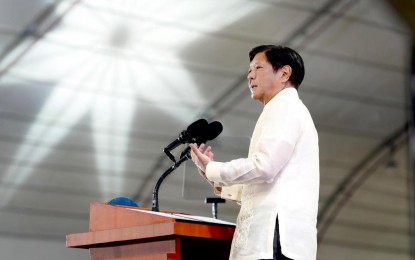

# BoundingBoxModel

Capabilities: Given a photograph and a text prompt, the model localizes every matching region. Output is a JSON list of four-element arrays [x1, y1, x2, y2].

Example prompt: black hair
[[249, 45, 305, 89]]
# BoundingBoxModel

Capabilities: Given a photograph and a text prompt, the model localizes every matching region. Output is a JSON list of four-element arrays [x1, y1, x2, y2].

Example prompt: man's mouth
[[250, 84, 257, 90]]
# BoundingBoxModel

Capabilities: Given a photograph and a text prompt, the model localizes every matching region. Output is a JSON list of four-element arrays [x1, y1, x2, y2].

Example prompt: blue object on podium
[[107, 197, 139, 207]]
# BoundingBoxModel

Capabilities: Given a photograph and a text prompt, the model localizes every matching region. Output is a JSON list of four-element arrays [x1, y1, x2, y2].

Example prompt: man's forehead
[[249, 53, 268, 67]]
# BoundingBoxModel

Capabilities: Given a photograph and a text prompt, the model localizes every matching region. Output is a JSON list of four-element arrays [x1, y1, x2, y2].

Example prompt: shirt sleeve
[[205, 99, 301, 186], [206, 139, 295, 185], [216, 185, 243, 204]]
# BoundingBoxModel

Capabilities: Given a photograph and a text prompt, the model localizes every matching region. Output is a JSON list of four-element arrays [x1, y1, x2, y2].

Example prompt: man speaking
[[190, 45, 319, 260]]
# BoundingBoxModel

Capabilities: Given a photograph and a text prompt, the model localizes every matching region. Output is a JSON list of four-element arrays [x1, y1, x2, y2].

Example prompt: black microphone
[[153, 120, 223, 212], [197, 121, 223, 144], [164, 119, 208, 162], [180, 121, 223, 159]]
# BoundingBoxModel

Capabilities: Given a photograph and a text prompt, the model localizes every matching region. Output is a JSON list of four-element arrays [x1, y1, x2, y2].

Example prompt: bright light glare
[[0, 0, 256, 203]]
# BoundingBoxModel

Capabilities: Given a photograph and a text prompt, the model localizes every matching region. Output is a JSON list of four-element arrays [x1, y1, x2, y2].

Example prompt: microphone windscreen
[[187, 119, 208, 138], [202, 121, 223, 141]]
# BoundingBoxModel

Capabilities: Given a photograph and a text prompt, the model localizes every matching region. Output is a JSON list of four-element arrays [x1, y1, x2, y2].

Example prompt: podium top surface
[[126, 207, 235, 226], [89, 202, 234, 231], [66, 202, 235, 249]]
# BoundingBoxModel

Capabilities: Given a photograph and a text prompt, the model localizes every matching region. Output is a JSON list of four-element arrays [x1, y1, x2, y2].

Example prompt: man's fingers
[[208, 151, 214, 160], [202, 146, 213, 160], [198, 143, 205, 152], [190, 144, 205, 170], [190, 145, 201, 165], [203, 146, 211, 155], [190, 144, 203, 160]]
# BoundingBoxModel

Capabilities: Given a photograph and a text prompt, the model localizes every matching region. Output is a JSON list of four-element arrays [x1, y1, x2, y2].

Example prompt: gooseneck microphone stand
[[151, 147, 191, 212], [151, 120, 222, 212]]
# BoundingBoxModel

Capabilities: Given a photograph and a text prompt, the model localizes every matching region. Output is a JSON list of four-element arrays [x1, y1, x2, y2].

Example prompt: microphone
[[197, 121, 223, 144], [153, 120, 223, 212], [164, 119, 208, 162], [165, 119, 208, 150], [180, 121, 223, 159]]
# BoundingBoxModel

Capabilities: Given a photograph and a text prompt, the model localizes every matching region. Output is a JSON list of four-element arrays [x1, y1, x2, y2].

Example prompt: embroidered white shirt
[[206, 88, 319, 260]]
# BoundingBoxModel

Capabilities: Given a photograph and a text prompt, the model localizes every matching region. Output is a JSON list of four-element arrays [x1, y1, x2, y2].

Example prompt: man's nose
[[247, 71, 254, 80]]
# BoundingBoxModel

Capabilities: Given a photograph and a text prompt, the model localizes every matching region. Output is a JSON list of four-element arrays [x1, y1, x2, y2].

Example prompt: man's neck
[[262, 85, 295, 105]]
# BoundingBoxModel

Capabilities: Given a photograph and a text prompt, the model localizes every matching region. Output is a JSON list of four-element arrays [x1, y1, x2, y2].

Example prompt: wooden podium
[[66, 202, 235, 260]]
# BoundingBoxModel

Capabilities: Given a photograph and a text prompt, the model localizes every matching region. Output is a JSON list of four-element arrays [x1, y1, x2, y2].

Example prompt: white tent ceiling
[[0, 0, 412, 259]]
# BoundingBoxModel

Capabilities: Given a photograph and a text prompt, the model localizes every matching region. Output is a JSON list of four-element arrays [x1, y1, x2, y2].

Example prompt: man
[[190, 45, 319, 260]]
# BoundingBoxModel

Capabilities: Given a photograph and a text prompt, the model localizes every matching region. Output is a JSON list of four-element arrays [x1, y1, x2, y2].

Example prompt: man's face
[[247, 52, 285, 105]]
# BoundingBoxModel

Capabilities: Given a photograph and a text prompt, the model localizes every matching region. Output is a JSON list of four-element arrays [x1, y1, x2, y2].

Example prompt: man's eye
[[256, 66, 262, 69]]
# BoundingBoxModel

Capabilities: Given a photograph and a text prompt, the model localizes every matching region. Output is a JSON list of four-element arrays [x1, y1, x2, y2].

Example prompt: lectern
[[66, 202, 235, 260]]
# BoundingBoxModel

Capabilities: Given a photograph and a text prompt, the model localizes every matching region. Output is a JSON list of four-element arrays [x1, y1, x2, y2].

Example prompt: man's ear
[[281, 65, 292, 83]]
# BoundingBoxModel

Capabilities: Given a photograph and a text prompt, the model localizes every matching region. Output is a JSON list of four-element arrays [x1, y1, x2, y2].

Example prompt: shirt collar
[[264, 87, 298, 109]]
